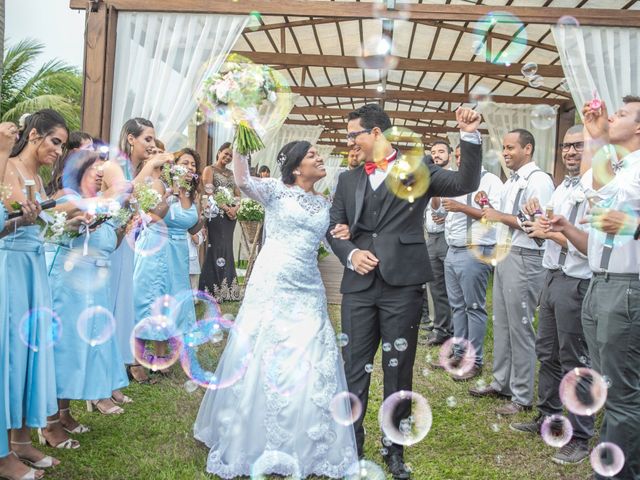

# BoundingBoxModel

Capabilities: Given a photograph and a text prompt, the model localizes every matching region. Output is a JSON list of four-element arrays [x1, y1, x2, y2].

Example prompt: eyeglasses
[[559, 141, 585, 152], [346, 129, 372, 142]]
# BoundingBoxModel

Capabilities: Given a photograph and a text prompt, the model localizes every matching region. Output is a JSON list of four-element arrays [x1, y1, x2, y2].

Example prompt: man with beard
[[469, 129, 554, 415], [423, 141, 454, 346], [509, 125, 593, 465]]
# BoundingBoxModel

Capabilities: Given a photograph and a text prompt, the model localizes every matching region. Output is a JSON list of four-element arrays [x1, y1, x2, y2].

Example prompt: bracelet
[[634, 222, 640, 241]]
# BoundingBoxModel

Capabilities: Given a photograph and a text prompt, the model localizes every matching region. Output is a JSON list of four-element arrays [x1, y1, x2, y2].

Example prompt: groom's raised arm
[[327, 172, 357, 267]]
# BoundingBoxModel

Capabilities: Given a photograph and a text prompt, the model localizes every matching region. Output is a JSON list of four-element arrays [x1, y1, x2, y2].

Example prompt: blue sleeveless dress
[[134, 202, 198, 340], [48, 219, 129, 400], [0, 204, 8, 456], [109, 159, 136, 364], [0, 195, 57, 429]]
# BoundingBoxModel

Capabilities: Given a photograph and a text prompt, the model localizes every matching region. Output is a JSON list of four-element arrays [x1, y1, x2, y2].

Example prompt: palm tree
[[1, 39, 82, 130]]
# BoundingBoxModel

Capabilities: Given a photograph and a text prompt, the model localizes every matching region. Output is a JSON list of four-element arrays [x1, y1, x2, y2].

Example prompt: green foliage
[[1, 39, 82, 130]]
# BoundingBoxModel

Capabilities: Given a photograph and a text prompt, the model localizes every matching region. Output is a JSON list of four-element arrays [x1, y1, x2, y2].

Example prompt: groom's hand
[[330, 223, 351, 240], [352, 250, 379, 275], [456, 107, 482, 133]]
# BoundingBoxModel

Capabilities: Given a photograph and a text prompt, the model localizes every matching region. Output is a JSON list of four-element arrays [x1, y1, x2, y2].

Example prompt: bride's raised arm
[[232, 151, 275, 205]]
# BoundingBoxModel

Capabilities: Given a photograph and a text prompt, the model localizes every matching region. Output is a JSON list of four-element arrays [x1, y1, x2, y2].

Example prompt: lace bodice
[[211, 168, 237, 192]]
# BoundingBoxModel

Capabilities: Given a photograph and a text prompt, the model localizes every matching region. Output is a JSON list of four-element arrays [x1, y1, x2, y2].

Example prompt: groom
[[328, 104, 482, 479]]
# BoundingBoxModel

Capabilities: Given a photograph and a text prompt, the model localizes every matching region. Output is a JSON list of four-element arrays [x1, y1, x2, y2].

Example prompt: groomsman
[[423, 141, 454, 346], [509, 125, 593, 465], [439, 152, 503, 380], [555, 96, 640, 479], [469, 129, 554, 415]]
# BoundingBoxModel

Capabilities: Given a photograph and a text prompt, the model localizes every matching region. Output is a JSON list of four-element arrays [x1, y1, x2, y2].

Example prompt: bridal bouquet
[[199, 53, 286, 155], [237, 198, 265, 222], [132, 183, 162, 213], [161, 163, 197, 194], [214, 186, 235, 208]]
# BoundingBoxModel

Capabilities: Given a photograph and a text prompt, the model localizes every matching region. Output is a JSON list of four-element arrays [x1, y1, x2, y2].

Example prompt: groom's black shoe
[[384, 453, 411, 479]]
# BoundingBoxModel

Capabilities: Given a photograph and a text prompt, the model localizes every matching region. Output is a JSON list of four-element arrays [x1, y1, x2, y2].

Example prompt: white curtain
[[552, 26, 640, 119], [251, 124, 325, 177], [480, 103, 558, 175], [110, 12, 248, 151], [315, 152, 344, 194]]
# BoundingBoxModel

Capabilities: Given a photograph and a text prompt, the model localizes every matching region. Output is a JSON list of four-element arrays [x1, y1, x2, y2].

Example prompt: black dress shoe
[[384, 453, 411, 479]]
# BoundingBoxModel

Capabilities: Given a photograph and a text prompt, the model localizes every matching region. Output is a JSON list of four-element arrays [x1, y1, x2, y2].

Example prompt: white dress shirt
[[425, 197, 447, 234], [497, 161, 555, 250], [584, 151, 640, 274], [542, 177, 591, 279], [444, 169, 503, 247]]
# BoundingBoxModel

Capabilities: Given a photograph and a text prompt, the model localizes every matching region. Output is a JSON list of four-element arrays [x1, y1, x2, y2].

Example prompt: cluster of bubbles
[[520, 62, 544, 89]]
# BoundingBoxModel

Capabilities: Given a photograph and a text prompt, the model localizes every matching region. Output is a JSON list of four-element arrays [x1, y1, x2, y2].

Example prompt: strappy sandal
[[110, 394, 133, 405], [127, 364, 150, 384], [86, 400, 124, 415], [10, 440, 61, 468], [0, 453, 44, 480], [36, 420, 80, 450], [59, 408, 90, 434]]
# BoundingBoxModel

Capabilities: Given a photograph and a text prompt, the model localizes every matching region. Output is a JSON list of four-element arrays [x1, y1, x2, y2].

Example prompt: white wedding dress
[[193, 155, 358, 478]]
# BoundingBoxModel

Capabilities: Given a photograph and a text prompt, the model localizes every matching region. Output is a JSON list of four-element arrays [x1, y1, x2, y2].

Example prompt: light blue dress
[[0, 195, 57, 429], [109, 159, 135, 364], [134, 201, 198, 340], [0, 204, 8, 457], [48, 219, 129, 400]]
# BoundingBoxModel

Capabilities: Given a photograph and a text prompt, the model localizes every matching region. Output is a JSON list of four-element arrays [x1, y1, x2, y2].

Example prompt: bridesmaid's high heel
[[86, 400, 124, 415], [59, 408, 90, 434], [0, 453, 44, 480], [36, 421, 80, 450]]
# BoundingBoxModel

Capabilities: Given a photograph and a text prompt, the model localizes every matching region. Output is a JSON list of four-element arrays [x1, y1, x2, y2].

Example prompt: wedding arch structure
[[70, 0, 640, 181]]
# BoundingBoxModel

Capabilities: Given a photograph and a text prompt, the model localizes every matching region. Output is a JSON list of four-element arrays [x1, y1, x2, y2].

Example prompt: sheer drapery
[[315, 152, 344, 194], [552, 25, 640, 118], [251, 124, 325, 177], [480, 103, 558, 175], [110, 12, 248, 151]]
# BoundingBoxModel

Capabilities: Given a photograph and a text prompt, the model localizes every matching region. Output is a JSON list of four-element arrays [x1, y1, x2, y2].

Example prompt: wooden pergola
[[70, 0, 640, 180]]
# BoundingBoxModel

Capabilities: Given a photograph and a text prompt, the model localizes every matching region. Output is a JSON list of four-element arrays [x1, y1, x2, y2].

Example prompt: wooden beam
[[296, 120, 488, 135], [291, 106, 455, 121], [81, 2, 109, 139], [237, 51, 565, 77], [70, 1, 640, 27], [290, 86, 568, 106]]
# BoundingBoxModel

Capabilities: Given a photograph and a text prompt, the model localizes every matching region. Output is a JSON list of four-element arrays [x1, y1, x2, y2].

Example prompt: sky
[[6, 0, 85, 69]]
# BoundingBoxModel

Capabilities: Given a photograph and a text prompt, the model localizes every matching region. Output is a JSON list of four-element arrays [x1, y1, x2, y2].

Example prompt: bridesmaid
[[41, 151, 130, 451], [199, 142, 241, 300], [0, 122, 44, 480], [0, 110, 66, 472], [101, 118, 172, 386], [133, 148, 201, 372]]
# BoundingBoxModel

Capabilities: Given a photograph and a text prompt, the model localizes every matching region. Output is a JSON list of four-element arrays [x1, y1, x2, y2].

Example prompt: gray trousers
[[536, 270, 594, 442], [583, 274, 640, 480], [444, 245, 492, 367], [491, 247, 546, 406], [426, 232, 452, 340]]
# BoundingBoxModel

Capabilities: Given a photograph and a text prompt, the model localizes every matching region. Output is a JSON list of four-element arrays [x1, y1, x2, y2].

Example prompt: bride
[[193, 141, 359, 478]]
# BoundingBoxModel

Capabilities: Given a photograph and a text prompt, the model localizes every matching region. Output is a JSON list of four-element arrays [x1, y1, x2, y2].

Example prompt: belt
[[0, 242, 44, 254], [593, 272, 638, 281], [56, 246, 112, 268], [145, 228, 187, 240], [510, 246, 544, 256]]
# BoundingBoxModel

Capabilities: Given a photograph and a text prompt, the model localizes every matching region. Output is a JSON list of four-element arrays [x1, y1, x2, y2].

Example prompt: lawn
[[42, 277, 595, 480]]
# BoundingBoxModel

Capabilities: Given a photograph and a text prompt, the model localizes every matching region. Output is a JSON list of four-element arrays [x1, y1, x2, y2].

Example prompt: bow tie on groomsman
[[612, 159, 626, 173], [563, 175, 581, 187], [510, 172, 520, 182], [364, 150, 398, 176]]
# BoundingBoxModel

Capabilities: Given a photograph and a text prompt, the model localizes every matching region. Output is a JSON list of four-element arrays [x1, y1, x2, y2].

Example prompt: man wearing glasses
[[509, 125, 594, 465], [328, 104, 482, 479]]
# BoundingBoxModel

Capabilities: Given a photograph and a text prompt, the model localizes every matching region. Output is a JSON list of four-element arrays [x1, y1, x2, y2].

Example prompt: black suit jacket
[[327, 139, 482, 294]]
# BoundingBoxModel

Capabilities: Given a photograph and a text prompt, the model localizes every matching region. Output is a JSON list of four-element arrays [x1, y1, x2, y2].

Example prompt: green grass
[[43, 281, 594, 479]]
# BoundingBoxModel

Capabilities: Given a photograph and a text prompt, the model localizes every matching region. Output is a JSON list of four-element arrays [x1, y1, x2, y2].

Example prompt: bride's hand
[[330, 223, 351, 240]]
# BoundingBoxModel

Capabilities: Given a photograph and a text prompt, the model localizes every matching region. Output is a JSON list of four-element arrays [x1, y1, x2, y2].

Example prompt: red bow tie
[[364, 159, 389, 175]]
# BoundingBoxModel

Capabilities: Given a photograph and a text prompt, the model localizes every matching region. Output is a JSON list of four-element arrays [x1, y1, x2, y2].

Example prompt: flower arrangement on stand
[[237, 198, 266, 293]]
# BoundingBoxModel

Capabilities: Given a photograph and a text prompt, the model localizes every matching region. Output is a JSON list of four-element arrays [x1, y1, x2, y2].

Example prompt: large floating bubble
[[559, 367, 607, 416], [472, 12, 528, 66], [19, 307, 63, 352], [378, 390, 432, 446], [590, 442, 625, 477]]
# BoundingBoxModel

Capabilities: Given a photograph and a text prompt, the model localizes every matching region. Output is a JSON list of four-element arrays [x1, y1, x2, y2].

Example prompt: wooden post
[[554, 106, 576, 184], [195, 123, 210, 171], [81, 1, 117, 140]]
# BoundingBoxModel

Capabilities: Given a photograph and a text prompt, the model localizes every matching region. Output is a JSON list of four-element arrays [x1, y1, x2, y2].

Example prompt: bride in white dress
[[193, 141, 359, 478]]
